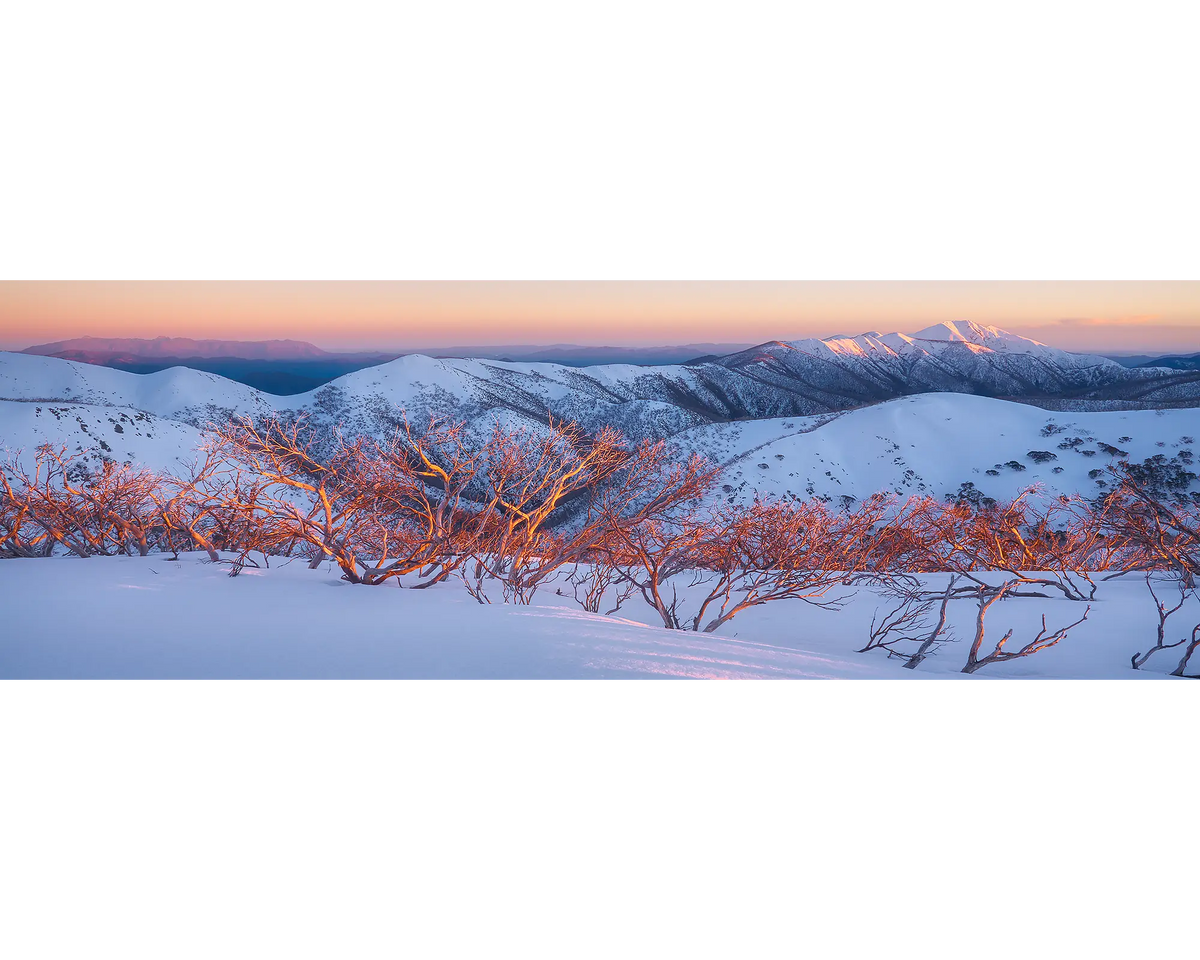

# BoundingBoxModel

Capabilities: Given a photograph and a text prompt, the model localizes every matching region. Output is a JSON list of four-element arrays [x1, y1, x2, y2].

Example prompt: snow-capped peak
[[777, 322, 1055, 359], [912, 320, 1044, 348], [754, 321, 1122, 378]]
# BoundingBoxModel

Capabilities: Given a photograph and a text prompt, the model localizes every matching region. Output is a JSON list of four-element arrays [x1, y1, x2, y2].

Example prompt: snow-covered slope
[[0, 400, 205, 473], [0, 553, 1184, 678], [912, 320, 1100, 361], [8, 323, 1200, 453], [714, 321, 1135, 412], [0, 351, 274, 421], [4, 341, 1200, 499], [685, 394, 1200, 507]]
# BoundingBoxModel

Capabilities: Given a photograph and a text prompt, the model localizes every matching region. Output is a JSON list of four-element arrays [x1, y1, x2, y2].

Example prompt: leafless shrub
[[353, 417, 486, 587], [7, 413, 1200, 679], [564, 555, 637, 615]]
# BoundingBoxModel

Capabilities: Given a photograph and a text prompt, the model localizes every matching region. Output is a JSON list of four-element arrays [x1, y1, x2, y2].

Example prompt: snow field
[[0, 553, 1186, 679]]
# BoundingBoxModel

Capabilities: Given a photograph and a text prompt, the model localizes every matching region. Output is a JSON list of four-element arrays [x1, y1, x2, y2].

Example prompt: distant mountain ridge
[[422, 343, 756, 366], [22, 336, 341, 360], [7, 323, 1200, 445], [17, 338, 760, 391], [1105, 353, 1200, 370], [45, 357, 391, 397], [1135, 353, 1200, 372], [20, 337, 756, 366]]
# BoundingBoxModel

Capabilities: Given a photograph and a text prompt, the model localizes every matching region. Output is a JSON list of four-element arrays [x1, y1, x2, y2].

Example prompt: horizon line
[[8, 322, 1200, 358]]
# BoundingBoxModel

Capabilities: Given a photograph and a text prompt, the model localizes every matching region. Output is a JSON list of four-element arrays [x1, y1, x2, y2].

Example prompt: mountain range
[[9, 321, 1200, 437], [22, 336, 347, 361], [18, 337, 760, 392], [21, 329, 1200, 403], [4, 321, 1200, 507]]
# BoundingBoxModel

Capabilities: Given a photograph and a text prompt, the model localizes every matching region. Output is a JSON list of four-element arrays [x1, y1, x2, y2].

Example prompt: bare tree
[[1169, 626, 1200, 678], [209, 418, 377, 581], [858, 576, 958, 668], [0, 458, 55, 558], [90, 462, 162, 557], [1130, 575, 1191, 670], [859, 584, 938, 658], [613, 494, 896, 633], [1101, 470, 1200, 584], [684, 498, 886, 633], [462, 419, 713, 604], [961, 581, 1091, 674], [1100, 468, 1200, 674], [902, 579, 958, 669], [18, 448, 115, 557], [149, 450, 231, 561], [0, 446, 165, 558], [564, 549, 637, 615], [603, 511, 711, 629], [903, 492, 1102, 601], [351, 417, 486, 587]]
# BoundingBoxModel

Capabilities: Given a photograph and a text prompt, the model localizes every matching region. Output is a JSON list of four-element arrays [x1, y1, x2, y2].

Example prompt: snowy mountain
[[0, 350, 273, 418], [682, 394, 1199, 508], [712, 321, 1133, 412], [0, 352, 267, 474], [226, 322, 1200, 439], [3, 324, 1200, 500], [6, 324, 1198, 684], [7, 323, 1200, 432], [0, 401, 206, 474]]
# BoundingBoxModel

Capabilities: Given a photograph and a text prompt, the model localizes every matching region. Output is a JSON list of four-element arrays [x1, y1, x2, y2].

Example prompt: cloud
[[1048, 314, 1163, 327]]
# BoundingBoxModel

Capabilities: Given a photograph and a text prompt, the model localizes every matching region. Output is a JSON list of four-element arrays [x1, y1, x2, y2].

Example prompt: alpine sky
[[2, 277, 1200, 352]]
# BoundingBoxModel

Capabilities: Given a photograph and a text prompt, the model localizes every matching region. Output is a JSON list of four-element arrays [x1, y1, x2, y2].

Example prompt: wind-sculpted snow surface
[[0, 554, 1184, 678]]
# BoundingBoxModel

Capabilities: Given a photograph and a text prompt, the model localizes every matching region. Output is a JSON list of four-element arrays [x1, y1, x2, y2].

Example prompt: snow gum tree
[[0, 445, 163, 557], [611, 494, 897, 633], [460, 419, 714, 604], [208, 417, 379, 581], [6, 411, 1200, 677]]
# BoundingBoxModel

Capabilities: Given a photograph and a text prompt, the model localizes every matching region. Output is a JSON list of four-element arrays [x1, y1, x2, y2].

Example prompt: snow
[[5, 357, 1200, 505], [0, 351, 273, 418], [683, 393, 1200, 506], [0, 320, 1187, 470], [4, 338, 1200, 682], [0, 399, 207, 473], [0, 553, 1186, 678], [764, 320, 1123, 374], [914, 320, 1025, 344]]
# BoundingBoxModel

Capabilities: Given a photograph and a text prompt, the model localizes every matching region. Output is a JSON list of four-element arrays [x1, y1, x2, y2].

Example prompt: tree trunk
[[1170, 630, 1200, 677], [903, 583, 953, 670]]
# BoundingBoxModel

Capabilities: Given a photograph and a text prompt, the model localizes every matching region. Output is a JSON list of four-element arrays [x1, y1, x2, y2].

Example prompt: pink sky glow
[[2, 281, 1199, 354]]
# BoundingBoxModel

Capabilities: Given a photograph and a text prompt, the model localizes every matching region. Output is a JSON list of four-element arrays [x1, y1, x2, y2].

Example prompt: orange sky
[[2, 281, 1199, 353]]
